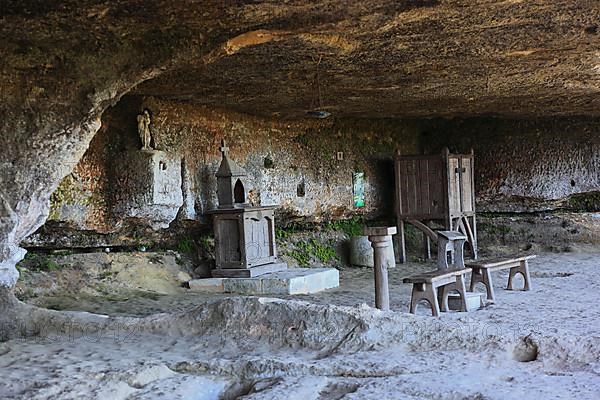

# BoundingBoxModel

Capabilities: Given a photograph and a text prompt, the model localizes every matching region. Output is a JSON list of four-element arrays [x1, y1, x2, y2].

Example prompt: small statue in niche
[[247, 189, 261, 207], [137, 109, 152, 150]]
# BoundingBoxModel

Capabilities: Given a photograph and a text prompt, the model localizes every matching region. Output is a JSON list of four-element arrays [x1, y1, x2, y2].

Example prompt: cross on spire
[[219, 139, 229, 157]]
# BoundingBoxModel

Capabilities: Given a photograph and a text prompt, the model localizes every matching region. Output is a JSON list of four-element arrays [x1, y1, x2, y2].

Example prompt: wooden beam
[[407, 219, 437, 242]]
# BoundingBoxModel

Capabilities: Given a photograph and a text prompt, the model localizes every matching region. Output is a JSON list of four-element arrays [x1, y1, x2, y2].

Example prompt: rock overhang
[[3, 1, 599, 121]]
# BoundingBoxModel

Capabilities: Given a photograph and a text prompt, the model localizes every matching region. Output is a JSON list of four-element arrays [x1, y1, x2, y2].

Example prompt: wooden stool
[[437, 231, 467, 269], [466, 255, 536, 301], [403, 268, 470, 317]]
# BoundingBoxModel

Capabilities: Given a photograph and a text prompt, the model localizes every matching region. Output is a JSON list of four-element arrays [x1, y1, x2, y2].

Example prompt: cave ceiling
[[3, 0, 600, 119]]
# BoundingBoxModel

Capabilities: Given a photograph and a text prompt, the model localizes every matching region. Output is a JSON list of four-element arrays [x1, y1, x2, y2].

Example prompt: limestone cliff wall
[[44, 98, 418, 234], [419, 118, 600, 211], [40, 100, 599, 247]]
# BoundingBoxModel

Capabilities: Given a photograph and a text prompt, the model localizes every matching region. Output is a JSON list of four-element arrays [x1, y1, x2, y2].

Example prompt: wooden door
[[448, 156, 462, 216], [396, 155, 445, 219], [448, 155, 475, 216], [215, 217, 241, 267], [460, 156, 474, 213]]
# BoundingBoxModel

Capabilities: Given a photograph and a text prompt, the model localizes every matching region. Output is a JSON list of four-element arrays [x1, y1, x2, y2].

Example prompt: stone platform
[[188, 268, 339, 295]]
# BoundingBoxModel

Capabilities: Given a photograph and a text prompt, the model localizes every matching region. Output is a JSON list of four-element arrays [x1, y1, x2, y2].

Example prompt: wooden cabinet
[[394, 148, 477, 262], [212, 206, 277, 269], [209, 140, 287, 278]]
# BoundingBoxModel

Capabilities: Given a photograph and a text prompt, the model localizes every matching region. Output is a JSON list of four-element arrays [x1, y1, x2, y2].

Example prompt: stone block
[[115, 150, 183, 229], [223, 278, 263, 294], [447, 292, 485, 312], [211, 262, 287, 278], [188, 268, 339, 295], [350, 235, 395, 268], [260, 274, 291, 295], [188, 278, 225, 292], [259, 268, 339, 295], [286, 268, 339, 294]]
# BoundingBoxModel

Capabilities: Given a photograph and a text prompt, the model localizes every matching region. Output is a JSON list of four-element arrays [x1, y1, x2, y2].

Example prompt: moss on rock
[[566, 191, 600, 212]]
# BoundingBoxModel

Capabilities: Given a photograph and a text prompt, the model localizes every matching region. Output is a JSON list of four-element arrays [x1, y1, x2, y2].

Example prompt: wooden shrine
[[209, 141, 287, 278], [394, 148, 478, 263]]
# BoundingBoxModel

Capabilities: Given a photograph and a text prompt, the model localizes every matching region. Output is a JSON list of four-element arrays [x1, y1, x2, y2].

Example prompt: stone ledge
[[188, 268, 339, 295]]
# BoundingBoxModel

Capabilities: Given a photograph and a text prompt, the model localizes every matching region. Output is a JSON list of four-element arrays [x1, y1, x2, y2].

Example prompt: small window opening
[[297, 181, 306, 197], [234, 179, 245, 203], [264, 156, 274, 169]]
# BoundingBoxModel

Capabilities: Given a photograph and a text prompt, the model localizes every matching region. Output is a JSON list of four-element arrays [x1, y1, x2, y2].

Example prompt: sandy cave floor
[[1, 251, 600, 399]]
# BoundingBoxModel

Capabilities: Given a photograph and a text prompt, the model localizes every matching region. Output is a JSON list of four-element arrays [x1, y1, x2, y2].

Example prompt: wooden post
[[423, 232, 431, 260], [442, 147, 453, 232], [365, 226, 397, 311], [470, 148, 478, 260], [394, 149, 407, 264], [397, 219, 406, 263]]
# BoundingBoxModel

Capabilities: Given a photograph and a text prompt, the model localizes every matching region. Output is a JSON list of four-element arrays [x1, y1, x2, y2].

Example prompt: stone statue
[[137, 109, 152, 150]]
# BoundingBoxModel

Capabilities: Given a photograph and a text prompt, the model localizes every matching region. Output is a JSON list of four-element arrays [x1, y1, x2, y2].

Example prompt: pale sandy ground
[[1, 251, 599, 399]]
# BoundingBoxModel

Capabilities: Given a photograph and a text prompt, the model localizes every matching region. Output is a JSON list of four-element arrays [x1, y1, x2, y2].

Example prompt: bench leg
[[440, 276, 468, 312], [440, 284, 450, 312], [409, 283, 440, 317], [456, 274, 468, 312], [482, 269, 495, 302], [427, 284, 441, 317], [409, 284, 421, 314], [470, 268, 482, 291], [454, 239, 466, 269], [522, 260, 532, 290], [470, 268, 494, 301], [437, 238, 450, 270], [508, 260, 532, 291]]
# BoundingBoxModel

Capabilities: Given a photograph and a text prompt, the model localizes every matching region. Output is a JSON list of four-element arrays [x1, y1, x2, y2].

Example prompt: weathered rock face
[[112, 150, 184, 230], [44, 99, 410, 235], [41, 106, 599, 248], [420, 117, 600, 205], [135, 1, 600, 118], [1, 1, 600, 287], [0, 1, 223, 286]]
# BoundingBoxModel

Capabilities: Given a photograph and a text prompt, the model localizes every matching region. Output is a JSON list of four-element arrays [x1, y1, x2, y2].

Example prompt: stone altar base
[[211, 262, 288, 278], [189, 268, 339, 295], [447, 292, 485, 312]]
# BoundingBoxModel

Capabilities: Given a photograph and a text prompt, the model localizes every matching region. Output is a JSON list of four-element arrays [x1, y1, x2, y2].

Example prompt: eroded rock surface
[[135, 1, 600, 119], [0, 1, 211, 287], [1, 291, 600, 399]]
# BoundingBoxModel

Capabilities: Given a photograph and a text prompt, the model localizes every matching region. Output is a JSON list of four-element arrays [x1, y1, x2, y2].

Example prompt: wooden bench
[[403, 268, 470, 317], [465, 255, 536, 302]]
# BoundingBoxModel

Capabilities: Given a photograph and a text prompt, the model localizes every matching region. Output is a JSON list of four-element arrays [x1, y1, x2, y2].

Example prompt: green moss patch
[[17, 253, 64, 272], [283, 238, 339, 267], [566, 191, 600, 212]]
